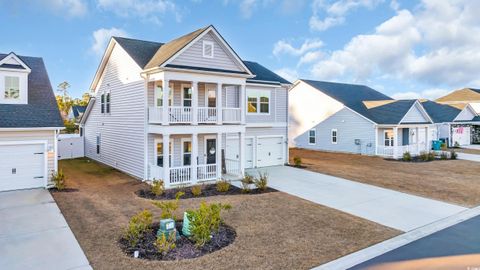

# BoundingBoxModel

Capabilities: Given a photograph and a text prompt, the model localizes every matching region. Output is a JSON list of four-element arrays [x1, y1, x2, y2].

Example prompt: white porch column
[[240, 84, 246, 124], [191, 133, 198, 184], [192, 81, 198, 125], [162, 80, 169, 125], [163, 133, 170, 187], [217, 83, 223, 125], [239, 131, 245, 177], [216, 132, 222, 179], [415, 127, 419, 154], [425, 126, 429, 151], [374, 126, 378, 155], [393, 127, 399, 159]]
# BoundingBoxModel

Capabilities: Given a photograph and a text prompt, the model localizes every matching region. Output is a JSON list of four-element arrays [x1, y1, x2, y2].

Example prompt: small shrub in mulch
[[387, 150, 458, 163], [137, 183, 277, 200], [119, 222, 236, 260]]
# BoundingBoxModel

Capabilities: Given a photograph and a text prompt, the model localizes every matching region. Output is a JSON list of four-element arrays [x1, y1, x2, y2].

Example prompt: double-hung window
[[182, 85, 192, 107], [309, 129, 316, 145], [100, 93, 105, 113], [96, 134, 101, 154], [156, 141, 172, 167], [106, 92, 111, 113], [331, 129, 337, 144], [4, 76, 20, 99], [155, 83, 173, 107], [182, 140, 192, 166], [247, 90, 270, 114], [384, 130, 394, 147]]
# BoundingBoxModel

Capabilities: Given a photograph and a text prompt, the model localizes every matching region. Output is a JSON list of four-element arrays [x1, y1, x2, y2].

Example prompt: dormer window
[[4, 76, 19, 99], [202, 41, 214, 58]]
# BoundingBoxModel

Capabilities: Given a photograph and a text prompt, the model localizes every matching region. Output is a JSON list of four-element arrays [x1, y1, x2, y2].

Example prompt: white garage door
[[257, 137, 284, 167], [0, 143, 45, 192], [225, 137, 254, 169], [452, 126, 471, 146]]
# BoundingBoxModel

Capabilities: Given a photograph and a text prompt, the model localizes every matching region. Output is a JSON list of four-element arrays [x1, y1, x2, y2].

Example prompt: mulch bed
[[136, 183, 277, 200], [119, 222, 236, 261], [49, 188, 79, 193], [286, 164, 308, 169]]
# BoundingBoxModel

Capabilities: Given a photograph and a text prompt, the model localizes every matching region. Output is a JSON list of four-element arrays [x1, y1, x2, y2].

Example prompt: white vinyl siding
[[170, 32, 243, 72], [84, 44, 146, 179], [297, 107, 376, 155]]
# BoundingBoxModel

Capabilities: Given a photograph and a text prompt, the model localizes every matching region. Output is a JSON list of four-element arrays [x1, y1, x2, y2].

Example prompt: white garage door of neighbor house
[[257, 137, 284, 167], [452, 126, 471, 146], [0, 143, 45, 192], [225, 138, 254, 169]]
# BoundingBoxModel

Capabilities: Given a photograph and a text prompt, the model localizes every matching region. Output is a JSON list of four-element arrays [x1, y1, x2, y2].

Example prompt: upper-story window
[[4, 76, 20, 99], [155, 83, 173, 107], [247, 89, 270, 114], [202, 41, 214, 58], [100, 92, 105, 113], [106, 91, 111, 113], [182, 85, 192, 107]]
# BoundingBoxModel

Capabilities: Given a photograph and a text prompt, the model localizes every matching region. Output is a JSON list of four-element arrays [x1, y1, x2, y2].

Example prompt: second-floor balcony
[[148, 106, 242, 124]]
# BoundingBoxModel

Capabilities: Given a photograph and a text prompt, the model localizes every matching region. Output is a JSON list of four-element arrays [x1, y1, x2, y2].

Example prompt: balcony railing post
[[217, 83, 222, 125], [192, 81, 198, 125], [240, 84, 246, 125], [191, 133, 198, 184], [162, 80, 169, 126]]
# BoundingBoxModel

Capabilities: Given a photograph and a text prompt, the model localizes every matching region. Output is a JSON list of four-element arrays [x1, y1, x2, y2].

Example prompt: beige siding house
[[81, 25, 290, 188]]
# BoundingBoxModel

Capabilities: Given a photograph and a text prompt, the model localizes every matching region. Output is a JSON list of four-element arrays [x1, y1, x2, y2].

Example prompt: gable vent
[[203, 41, 214, 58]]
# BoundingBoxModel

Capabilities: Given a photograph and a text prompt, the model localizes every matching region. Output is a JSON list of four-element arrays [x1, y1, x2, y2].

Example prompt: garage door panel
[[0, 144, 45, 192], [257, 137, 284, 167]]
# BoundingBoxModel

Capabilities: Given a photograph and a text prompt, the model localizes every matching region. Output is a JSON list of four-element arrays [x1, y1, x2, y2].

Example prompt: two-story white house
[[0, 52, 64, 191], [80, 25, 290, 188]]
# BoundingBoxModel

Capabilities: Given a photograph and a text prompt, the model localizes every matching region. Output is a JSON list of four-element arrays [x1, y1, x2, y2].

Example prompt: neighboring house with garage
[[289, 79, 435, 159], [80, 25, 290, 188], [67, 105, 87, 123], [421, 100, 480, 146], [436, 87, 480, 114], [0, 52, 64, 192]]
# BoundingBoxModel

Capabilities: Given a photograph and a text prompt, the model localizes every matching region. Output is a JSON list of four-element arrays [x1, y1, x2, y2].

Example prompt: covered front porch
[[376, 125, 431, 159], [147, 129, 246, 188]]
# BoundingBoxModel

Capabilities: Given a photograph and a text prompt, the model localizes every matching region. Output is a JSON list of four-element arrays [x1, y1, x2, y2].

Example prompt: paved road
[[0, 189, 91, 270], [247, 166, 466, 232], [351, 214, 480, 269]]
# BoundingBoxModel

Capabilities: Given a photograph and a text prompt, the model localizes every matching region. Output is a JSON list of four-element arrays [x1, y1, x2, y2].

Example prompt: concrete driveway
[[0, 189, 91, 270], [457, 152, 480, 162], [247, 166, 467, 232]]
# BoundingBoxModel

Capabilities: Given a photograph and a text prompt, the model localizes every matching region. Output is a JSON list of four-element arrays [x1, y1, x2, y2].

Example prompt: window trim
[[308, 129, 316, 145], [384, 130, 394, 147], [331, 129, 338, 144], [100, 92, 105, 114], [181, 138, 192, 166], [154, 138, 173, 168], [105, 91, 111, 114], [202, 41, 214, 58], [180, 83, 192, 107], [246, 89, 271, 115], [4, 76, 20, 100]]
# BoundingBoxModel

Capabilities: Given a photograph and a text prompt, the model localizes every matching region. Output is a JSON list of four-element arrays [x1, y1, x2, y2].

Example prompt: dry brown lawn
[[52, 158, 399, 270], [290, 148, 480, 207], [454, 148, 480, 155]]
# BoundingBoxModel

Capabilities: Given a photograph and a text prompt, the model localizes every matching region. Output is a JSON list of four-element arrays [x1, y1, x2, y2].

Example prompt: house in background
[[80, 25, 290, 188], [436, 88, 480, 114], [67, 105, 86, 122], [0, 52, 64, 192], [289, 79, 449, 159]]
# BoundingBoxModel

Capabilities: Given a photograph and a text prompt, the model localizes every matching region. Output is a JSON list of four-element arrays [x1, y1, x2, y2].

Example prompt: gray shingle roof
[[113, 37, 163, 69], [367, 99, 421, 124], [71, 105, 86, 118], [0, 53, 64, 128], [421, 100, 461, 123], [244, 61, 290, 84]]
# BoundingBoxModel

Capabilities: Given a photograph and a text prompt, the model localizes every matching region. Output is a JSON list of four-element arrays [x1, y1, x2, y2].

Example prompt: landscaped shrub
[[123, 209, 153, 248], [454, 141, 460, 148], [402, 151, 412, 161], [440, 152, 448, 160], [427, 151, 435, 161], [152, 191, 184, 220], [51, 169, 66, 190], [154, 231, 176, 255], [419, 151, 429, 161], [254, 172, 268, 191], [441, 143, 447, 151], [191, 185, 202, 197], [216, 179, 231, 193], [240, 174, 254, 193], [293, 156, 302, 167], [151, 179, 165, 196], [186, 201, 232, 247], [450, 150, 458, 160]]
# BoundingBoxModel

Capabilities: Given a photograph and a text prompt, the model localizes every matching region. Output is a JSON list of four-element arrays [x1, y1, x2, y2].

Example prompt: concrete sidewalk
[[0, 189, 92, 270], [457, 152, 480, 162], [247, 166, 466, 232]]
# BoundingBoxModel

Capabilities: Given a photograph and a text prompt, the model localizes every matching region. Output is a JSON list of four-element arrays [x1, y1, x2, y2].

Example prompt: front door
[[206, 138, 216, 164]]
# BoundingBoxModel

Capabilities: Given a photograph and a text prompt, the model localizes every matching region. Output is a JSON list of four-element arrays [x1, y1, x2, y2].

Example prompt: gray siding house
[[81, 25, 290, 188]]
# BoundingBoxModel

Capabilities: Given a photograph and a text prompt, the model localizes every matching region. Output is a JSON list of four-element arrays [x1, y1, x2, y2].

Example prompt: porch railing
[[170, 166, 192, 185], [168, 107, 192, 123], [197, 107, 217, 123], [197, 164, 217, 181], [223, 108, 241, 123], [377, 143, 429, 158], [225, 158, 241, 176]]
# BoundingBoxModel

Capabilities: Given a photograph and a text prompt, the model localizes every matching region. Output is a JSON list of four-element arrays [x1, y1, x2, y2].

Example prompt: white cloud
[[310, 0, 383, 31], [43, 0, 87, 17], [274, 68, 299, 83], [96, 0, 181, 24], [239, 0, 258, 18], [308, 0, 480, 90], [299, 51, 323, 65], [273, 39, 323, 57], [91, 27, 129, 55], [392, 88, 450, 100]]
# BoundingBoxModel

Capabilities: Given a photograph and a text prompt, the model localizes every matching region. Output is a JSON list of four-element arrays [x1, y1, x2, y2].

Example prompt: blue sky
[[1, 0, 479, 100]]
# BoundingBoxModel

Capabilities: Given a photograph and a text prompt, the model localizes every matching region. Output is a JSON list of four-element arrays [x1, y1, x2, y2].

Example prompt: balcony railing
[[377, 143, 428, 158], [148, 106, 242, 125]]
